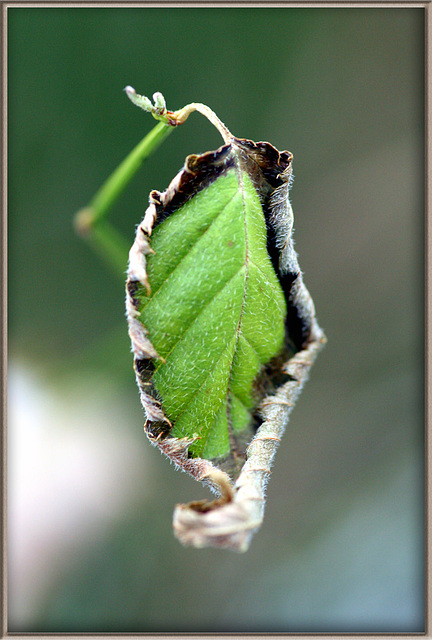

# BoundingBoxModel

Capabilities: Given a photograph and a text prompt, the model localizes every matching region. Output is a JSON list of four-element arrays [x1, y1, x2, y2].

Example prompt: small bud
[[125, 86, 153, 113], [153, 92, 166, 116]]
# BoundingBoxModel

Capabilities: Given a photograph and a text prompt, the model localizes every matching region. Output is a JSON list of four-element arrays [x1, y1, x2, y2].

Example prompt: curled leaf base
[[173, 326, 325, 552]]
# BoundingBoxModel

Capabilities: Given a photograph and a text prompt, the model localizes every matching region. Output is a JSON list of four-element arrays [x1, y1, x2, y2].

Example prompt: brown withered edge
[[126, 136, 317, 501], [146, 137, 293, 228]]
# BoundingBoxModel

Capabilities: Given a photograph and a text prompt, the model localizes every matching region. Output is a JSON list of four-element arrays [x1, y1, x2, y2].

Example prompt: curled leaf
[[126, 101, 325, 552]]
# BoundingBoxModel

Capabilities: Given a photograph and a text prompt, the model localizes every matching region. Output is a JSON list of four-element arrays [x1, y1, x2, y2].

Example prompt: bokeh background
[[7, 6, 425, 633]]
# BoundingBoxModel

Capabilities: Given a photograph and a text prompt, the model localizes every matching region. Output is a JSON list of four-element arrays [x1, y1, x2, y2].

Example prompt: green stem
[[91, 121, 172, 223], [75, 121, 173, 234], [87, 220, 131, 280], [74, 90, 231, 277]]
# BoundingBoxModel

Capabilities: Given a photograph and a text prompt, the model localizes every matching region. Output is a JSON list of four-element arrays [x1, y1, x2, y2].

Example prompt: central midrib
[[149, 163, 256, 457], [143, 190, 237, 305], [173, 159, 252, 456], [224, 151, 251, 461]]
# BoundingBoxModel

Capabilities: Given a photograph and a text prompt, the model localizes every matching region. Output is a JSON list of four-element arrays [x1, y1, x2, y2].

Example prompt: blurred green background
[[7, 6, 424, 633]]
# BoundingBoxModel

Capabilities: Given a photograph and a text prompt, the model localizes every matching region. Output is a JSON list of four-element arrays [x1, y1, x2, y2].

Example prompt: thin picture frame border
[[1, 2, 429, 638]]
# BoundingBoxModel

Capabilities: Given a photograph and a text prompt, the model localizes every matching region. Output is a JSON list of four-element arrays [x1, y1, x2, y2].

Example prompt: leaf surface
[[124, 93, 326, 550], [137, 166, 286, 461]]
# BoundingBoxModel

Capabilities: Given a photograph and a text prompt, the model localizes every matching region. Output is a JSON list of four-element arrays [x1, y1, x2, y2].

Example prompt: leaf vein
[[159, 264, 246, 366], [145, 189, 239, 303], [169, 335, 237, 428], [239, 333, 262, 360], [250, 260, 283, 302]]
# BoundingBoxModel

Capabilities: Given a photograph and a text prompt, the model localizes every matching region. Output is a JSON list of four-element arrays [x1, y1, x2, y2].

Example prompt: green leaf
[[127, 133, 302, 476], [125, 95, 325, 550], [139, 168, 287, 461], [77, 89, 325, 551]]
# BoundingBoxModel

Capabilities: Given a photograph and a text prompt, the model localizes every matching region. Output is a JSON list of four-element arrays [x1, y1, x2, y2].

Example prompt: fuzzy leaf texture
[[126, 122, 325, 551], [142, 170, 287, 461]]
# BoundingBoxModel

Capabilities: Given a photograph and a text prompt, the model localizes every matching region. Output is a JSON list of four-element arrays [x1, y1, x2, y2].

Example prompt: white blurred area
[[7, 362, 151, 627], [6, 358, 424, 632]]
